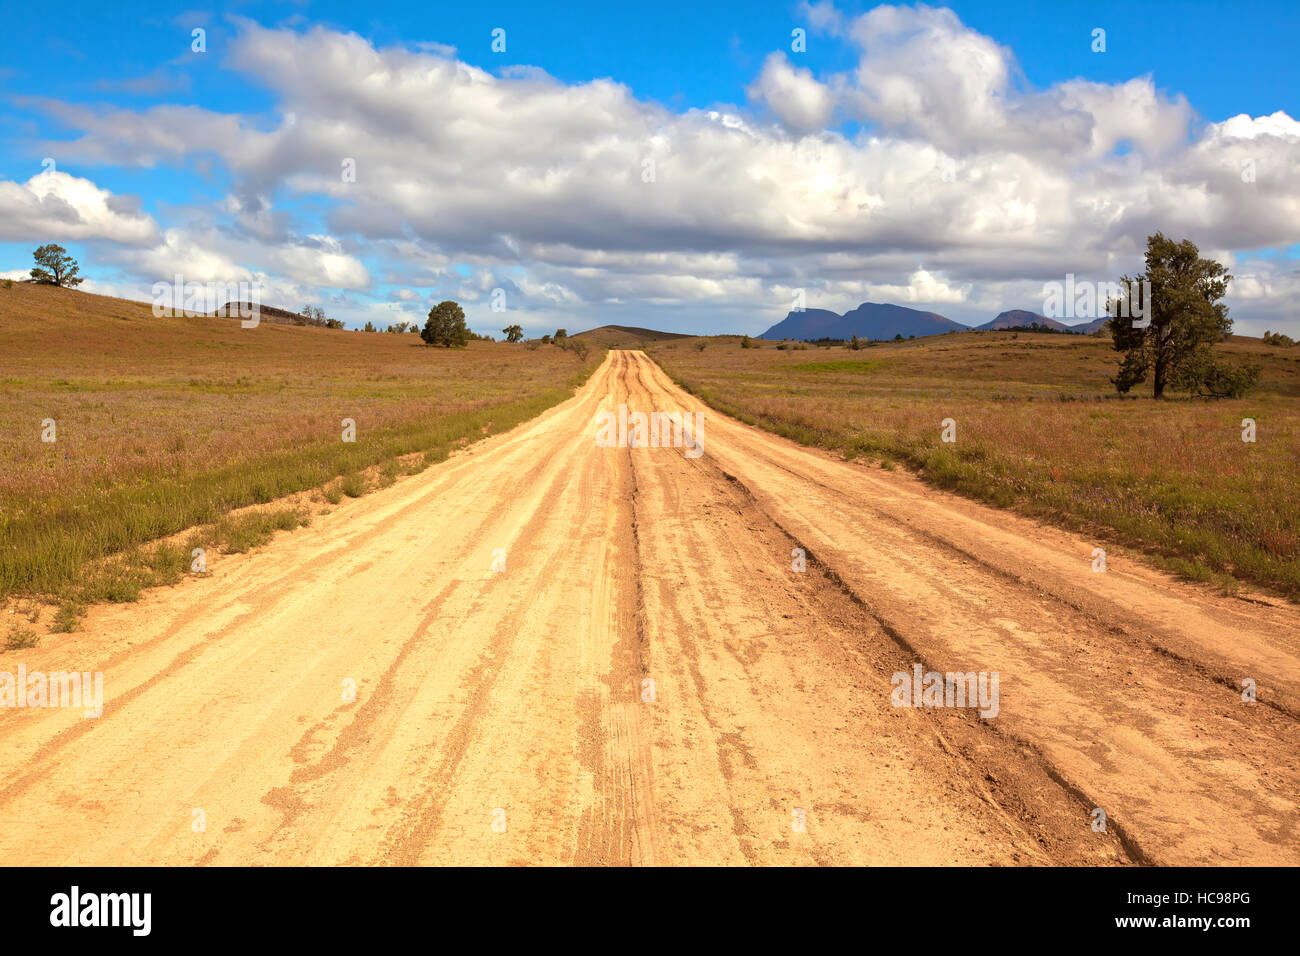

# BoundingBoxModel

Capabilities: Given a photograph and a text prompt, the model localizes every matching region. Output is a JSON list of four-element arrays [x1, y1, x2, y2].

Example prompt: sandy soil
[[1, 350, 1295, 865]]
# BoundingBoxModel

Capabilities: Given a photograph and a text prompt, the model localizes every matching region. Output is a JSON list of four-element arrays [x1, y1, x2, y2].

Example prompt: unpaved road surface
[[2, 350, 1297, 865]]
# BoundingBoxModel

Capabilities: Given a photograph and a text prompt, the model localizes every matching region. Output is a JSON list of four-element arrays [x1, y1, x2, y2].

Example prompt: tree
[[893, 333, 903, 341], [741, 334, 755, 349], [553, 328, 567, 343], [422, 300, 469, 348], [849, 335, 861, 351], [30, 244, 84, 287], [503, 324, 524, 343], [1110, 232, 1233, 399], [362, 321, 377, 333], [1170, 349, 1261, 398]]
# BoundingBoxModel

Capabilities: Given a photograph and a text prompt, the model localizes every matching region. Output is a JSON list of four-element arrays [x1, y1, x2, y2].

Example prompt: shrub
[[53, 601, 84, 633], [5, 624, 39, 650]]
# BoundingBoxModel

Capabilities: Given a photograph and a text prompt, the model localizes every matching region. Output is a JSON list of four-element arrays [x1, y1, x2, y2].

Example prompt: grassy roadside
[[650, 331, 1300, 602], [1, 283, 600, 632], [2, 375, 591, 602]]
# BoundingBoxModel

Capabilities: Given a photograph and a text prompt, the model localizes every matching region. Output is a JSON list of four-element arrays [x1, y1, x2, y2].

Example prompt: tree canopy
[[422, 300, 469, 348], [30, 244, 84, 287], [1110, 232, 1239, 399]]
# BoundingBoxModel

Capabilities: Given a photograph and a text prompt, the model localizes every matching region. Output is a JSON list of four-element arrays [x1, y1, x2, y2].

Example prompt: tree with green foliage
[[422, 300, 469, 348], [1110, 232, 1241, 399], [30, 244, 84, 287], [553, 328, 567, 343], [503, 324, 524, 343], [849, 335, 861, 350], [741, 334, 755, 348]]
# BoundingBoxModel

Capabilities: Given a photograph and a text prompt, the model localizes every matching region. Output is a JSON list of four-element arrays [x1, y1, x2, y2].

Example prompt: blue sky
[[2, 0, 1298, 334]]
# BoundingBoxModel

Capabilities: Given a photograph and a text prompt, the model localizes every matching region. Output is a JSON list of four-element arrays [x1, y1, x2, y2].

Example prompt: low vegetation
[[652, 330, 1300, 600], [0, 283, 601, 619]]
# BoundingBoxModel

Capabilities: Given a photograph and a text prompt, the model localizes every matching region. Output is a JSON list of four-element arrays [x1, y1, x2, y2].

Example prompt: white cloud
[[14, 9, 1300, 334], [0, 171, 158, 243], [748, 53, 835, 134]]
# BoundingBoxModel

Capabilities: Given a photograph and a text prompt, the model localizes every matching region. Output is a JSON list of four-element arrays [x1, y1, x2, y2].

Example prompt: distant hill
[[977, 309, 1072, 332], [1071, 315, 1111, 334], [760, 303, 964, 341], [212, 302, 306, 325], [572, 325, 692, 349]]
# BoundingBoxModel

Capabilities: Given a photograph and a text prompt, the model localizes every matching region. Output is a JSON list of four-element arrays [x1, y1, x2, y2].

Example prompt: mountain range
[[760, 303, 1109, 340]]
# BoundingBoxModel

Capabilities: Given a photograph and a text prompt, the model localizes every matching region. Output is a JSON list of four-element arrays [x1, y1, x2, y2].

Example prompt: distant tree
[[893, 333, 903, 341], [386, 321, 411, 334], [503, 324, 524, 343], [1263, 330, 1296, 347], [422, 300, 469, 348], [741, 334, 755, 349], [362, 321, 377, 333], [30, 244, 84, 287], [849, 335, 861, 350], [1111, 232, 1239, 399], [553, 328, 567, 345], [541, 334, 552, 344]]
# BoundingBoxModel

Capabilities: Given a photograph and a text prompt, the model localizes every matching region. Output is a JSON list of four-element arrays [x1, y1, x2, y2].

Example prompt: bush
[[1173, 351, 1263, 399], [53, 601, 84, 633], [5, 624, 39, 650]]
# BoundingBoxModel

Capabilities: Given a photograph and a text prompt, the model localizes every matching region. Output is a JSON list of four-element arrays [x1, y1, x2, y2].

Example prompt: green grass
[[3, 369, 597, 603], [1, 283, 603, 607]]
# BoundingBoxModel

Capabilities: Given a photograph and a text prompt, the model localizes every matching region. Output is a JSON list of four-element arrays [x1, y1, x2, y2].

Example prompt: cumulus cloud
[[11, 6, 1300, 333], [748, 53, 835, 134], [0, 171, 158, 243]]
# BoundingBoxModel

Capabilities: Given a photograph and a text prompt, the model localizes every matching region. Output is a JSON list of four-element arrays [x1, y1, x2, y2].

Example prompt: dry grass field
[[0, 283, 598, 622], [651, 329, 1300, 601]]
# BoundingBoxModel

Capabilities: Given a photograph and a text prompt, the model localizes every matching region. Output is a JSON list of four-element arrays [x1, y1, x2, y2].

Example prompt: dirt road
[[2, 350, 1297, 865]]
